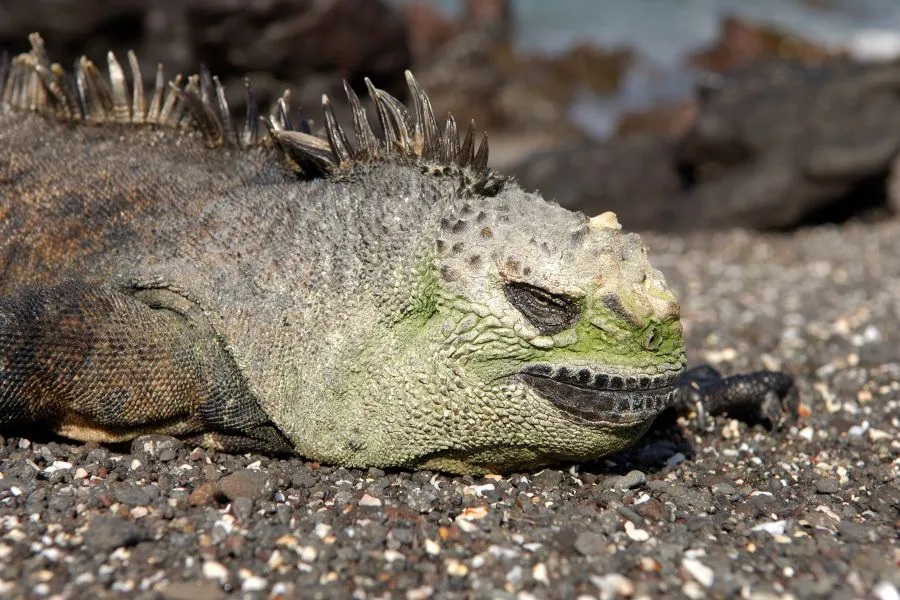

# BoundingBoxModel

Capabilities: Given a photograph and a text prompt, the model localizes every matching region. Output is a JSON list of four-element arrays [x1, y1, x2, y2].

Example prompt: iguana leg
[[674, 365, 799, 429], [0, 280, 292, 454]]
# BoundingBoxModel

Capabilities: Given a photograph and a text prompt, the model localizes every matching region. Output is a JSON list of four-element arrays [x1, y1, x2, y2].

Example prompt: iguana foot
[[674, 365, 799, 429]]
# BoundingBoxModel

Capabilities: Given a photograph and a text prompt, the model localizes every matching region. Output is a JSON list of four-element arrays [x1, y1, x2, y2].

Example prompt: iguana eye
[[503, 282, 580, 335]]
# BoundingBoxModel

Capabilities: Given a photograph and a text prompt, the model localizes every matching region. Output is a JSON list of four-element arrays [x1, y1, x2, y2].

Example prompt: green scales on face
[[0, 35, 796, 473]]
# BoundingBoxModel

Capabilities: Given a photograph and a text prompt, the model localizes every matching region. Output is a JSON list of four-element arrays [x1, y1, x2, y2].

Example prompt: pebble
[[160, 582, 226, 600], [665, 452, 686, 467], [112, 482, 152, 506], [532, 469, 564, 488], [574, 532, 608, 556], [816, 477, 841, 494], [682, 558, 715, 588], [446, 560, 469, 577], [202, 560, 229, 583], [711, 483, 736, 497], [624, 521, 650, 542], [241, 576, 268, 592], [189, 481, 217, 505], [359, 493, 383, 507], [231, 496, 254, 521], [751, 520, 786, 535], [838, 521, 872, 543], [619, 470, 647, 489], [215, 469, 270, 502], [82, 515, 144, 553], [131, 435, 184, 460]]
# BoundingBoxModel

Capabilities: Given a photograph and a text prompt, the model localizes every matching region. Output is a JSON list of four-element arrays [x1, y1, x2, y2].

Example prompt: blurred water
[[393, 0, 900, 137], [405, 0, 900, 58]]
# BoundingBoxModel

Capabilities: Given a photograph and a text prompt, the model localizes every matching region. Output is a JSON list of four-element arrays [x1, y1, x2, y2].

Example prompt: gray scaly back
[[0, 33, 508, 195]]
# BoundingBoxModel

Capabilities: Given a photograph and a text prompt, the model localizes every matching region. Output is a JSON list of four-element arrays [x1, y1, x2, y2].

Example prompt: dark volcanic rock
[[512, 134, 683, 223], [513, 59, 900, 231], [674, 59, 900, 230], [0, 0, 411, 114]]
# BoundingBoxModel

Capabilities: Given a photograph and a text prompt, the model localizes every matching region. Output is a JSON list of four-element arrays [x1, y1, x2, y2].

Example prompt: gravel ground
[[0, 219, 898, 600]]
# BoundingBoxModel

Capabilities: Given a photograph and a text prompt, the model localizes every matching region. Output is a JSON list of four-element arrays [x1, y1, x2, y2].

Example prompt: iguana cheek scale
[[0, 35, 798, 474]]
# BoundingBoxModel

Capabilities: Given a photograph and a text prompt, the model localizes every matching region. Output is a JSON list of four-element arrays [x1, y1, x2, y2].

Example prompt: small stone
[[532, 562, 550, 585], [112, 482, 152, 506], [231, 497, 254, 521], [873, 581, 899, 600], [82, 515, 144, 553], [751, 520, 786, 535], [647, 480, 670, 492], [816, 477, 841, 494], [798, 426, 815, 442], [215, 469, 270, 502], [424, 539, 441, 555], [838, 521, 872, 543], [241, 576, 267, 592], [299, 546, 318, 563], [624, 521, 650, 542], [406, 586, 435, 600], [601, 475, 624, 490], [189, 482, 217, 505], [682, 558, 715, 588], [532, 469, 564, 488], [131, 435, 184, 460], [160, 582, 225, 600], [665, 452, 686, 467], [384, 549, 405, 562], [129, 506, 149, 519], [446, 559, 468, 577], [590, 574, 635, 597], [711, 483, 736, 497], [359, 493, 383, 507], [574, 532, 607, 556], [619, 470, 647, 489], [202, 560, 229, 583], [42, 460, 72, 474], [390, 527, 414, 544]]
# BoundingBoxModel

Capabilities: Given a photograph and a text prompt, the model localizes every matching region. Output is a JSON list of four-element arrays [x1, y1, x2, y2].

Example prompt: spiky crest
[[0, 33, 507, 194]]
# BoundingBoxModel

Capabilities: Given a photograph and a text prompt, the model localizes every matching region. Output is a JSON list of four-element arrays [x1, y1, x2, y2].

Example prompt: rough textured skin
[[0, 38, 796, 473]]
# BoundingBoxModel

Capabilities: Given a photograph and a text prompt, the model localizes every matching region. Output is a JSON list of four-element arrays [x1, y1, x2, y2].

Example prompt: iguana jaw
[[517, 364, 679, 426]]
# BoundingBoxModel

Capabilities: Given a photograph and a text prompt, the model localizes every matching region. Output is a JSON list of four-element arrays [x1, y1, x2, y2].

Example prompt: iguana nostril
[[642, 326, 664, 351]]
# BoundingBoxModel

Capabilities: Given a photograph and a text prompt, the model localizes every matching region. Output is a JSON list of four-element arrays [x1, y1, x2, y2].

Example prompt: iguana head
[[381, 187, 686, 473], [271, 73, 687, 473]]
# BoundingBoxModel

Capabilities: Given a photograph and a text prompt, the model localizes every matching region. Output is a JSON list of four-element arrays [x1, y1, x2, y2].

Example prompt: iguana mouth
[[517, 364, 679, 425]]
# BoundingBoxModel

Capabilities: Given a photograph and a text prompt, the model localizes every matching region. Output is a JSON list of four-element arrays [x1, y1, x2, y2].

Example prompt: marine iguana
[[0, 35, 797, 474]]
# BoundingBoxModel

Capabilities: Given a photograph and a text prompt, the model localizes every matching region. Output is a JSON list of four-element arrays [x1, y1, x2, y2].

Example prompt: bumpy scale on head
[[344, 180, 687, 474]]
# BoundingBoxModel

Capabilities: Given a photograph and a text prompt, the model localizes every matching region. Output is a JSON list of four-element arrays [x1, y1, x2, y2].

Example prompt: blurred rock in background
[[4, 0, 900, 231], [0, 0, 411, 116]]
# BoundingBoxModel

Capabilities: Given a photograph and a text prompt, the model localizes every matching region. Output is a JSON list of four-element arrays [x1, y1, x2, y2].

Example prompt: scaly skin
[[0, 36, 794, 474], [289, 185, 687, 473]]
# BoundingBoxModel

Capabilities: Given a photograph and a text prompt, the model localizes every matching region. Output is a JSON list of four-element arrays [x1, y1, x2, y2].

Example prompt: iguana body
[[0, 36, 796, 473]]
